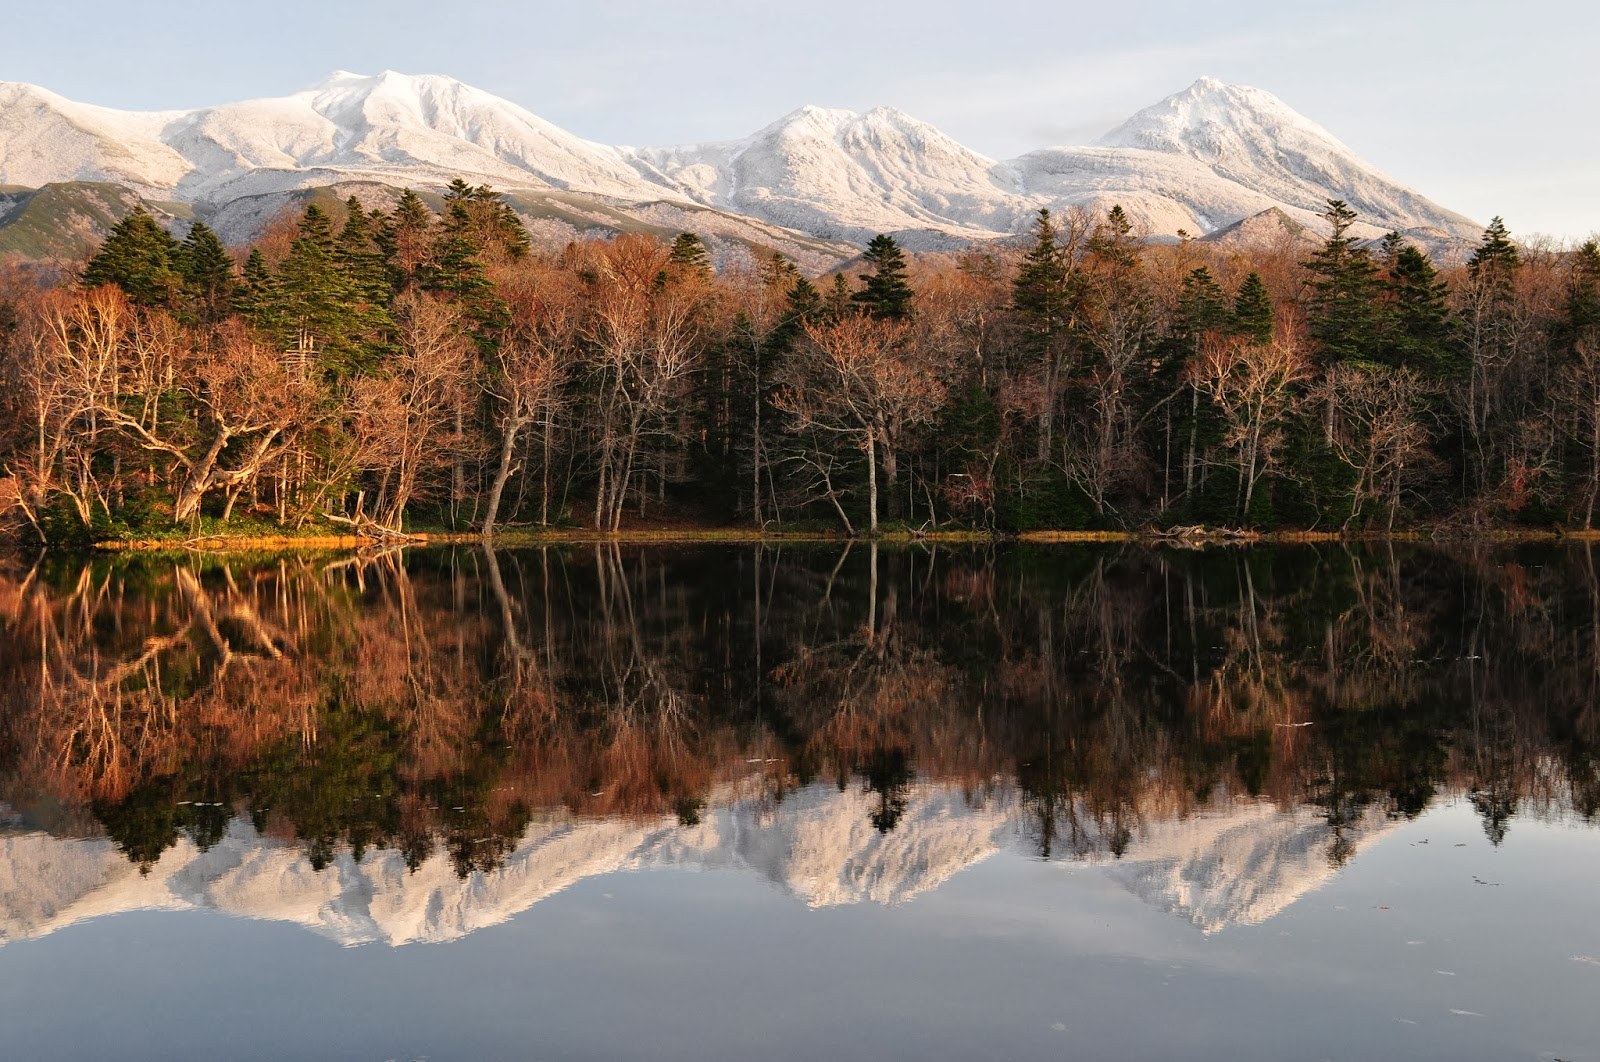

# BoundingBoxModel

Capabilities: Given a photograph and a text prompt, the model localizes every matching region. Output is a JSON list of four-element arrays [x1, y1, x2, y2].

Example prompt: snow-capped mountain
[[630, 77, 1478, 246], [1091, 77, 1476, 241], [0, 72, 665, 204], [625, 105, 1030, 243], [0, 783, 1393, 948], [0, 72, 1479, 253]]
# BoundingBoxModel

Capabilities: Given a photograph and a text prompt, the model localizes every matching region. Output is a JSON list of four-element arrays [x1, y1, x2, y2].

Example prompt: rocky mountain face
[[0, 71, 1479, 260]]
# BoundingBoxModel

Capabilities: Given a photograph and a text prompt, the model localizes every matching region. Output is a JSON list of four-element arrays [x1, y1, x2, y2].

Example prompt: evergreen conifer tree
[[237, 248, 276, 327], [335, 197, 395, 306], [1012, 208, 1077, 359], [382, 189, 436, 289], [823, 273, 854, 321], [174, 221, 238, 324], [83, 206, 184, 308], [1304, 199, 1383, 364], [1085, 205, 1137, 271], [1470, 217, 1521, 280], [428, 189, 515, 353], [268, 204, 370, 375], [1465, 216, 1522, 373], [762, 252, 799, 290], [852, 234, 914, 319], [1560, 240, 1600, 354], [436, 179, 530, 263], [669, 232, 713, 277], [1384, 242, 1456, 374], [783, 275, 824, 338], [1232, 272, 1275, 344], [1177, 267, 1229, 339]]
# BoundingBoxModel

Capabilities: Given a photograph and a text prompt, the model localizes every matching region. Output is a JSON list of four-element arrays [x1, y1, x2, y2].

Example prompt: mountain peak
[[1095, 77, 1328, 154], [299, 70, 477, 101], [768, 104, 860, 132]]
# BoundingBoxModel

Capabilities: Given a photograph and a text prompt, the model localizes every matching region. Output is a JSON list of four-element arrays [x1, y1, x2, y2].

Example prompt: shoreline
[[42, 524, 1600, 555]]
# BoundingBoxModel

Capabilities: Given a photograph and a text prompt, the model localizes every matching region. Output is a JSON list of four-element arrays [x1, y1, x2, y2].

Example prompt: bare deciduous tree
[[484, 261, 578, 535], [581, 236, 707, 531], [353, 292, 473, 529], [775, 315, 945, 535], [1314, 364, 1436, 529], [1191, 329, 1310, 523]]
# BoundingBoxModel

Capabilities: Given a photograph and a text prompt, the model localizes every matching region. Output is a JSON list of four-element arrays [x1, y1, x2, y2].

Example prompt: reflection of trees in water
[[2, 541, 1599, 875]]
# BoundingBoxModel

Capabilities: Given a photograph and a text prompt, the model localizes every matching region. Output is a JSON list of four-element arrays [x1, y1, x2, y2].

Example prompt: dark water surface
[[0, 543, 1596, 1061]]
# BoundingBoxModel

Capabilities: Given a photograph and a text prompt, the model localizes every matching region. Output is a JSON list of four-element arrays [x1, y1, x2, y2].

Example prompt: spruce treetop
[[852, 234, 914, 320]]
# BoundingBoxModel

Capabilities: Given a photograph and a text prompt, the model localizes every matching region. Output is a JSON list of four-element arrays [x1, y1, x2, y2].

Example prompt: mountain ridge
[[0, 784, 1393, 949], [0, 72, 1481, 256]]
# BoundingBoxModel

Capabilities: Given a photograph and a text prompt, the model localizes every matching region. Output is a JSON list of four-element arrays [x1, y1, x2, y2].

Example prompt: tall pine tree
[[1304, 199, 1383, 365], [669, 232, 712, 278], [1382, 241, 1456, 375], [1012, 208, 1078, 362], [268, 204, 370, 376], [1560, 240, 1600, 355], [174, 221, 238, 324], [1177, 266, 1229, 340], [1232, 272, 1275, 344], [852, 234, 914, 319]]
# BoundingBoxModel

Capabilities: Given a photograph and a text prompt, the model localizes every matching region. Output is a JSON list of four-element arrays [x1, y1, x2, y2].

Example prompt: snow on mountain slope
[[1097, 76, 1477, 240], [628, 77, 1479, 245], [166, 71, 663, 202], [0, 72, 1479, 250], [626, 105, 1027, 243], [0, 72, 671, 206], [0, 83, 187, 191]]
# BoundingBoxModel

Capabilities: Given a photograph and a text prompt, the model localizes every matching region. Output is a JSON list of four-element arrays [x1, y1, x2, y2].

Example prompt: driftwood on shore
[[1148, 525, 1262, 544], [322, 513, 425, 543]]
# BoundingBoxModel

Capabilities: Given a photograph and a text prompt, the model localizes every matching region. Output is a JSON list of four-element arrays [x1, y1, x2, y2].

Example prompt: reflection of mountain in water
[[1, 784, 1401, 948], [1091, 803, 1398, 934], [5, 544, 1598, 948]]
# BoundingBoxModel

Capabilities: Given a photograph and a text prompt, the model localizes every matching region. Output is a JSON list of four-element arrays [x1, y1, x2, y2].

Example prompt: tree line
[[3, 181, 1599, 542]]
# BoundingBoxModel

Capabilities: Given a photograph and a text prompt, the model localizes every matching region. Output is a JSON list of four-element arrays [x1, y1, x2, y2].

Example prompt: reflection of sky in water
[[1, 801, 1596, 1061]]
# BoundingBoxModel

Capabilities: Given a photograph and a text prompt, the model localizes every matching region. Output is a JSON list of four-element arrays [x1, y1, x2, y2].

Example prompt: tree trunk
[[541, 407, 553, 527], [752, 364, 763, 526], [866, 432, 879, 536], [483, 414, 525, 539]]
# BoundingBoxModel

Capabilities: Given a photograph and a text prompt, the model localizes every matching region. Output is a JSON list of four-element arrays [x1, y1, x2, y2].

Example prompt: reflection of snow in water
[[0, 786, 1398, 948], [1089, 803, 1399, 934]]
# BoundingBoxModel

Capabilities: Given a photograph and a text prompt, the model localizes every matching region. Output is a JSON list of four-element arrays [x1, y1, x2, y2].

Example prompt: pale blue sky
[[5, 0, 1595, 238]]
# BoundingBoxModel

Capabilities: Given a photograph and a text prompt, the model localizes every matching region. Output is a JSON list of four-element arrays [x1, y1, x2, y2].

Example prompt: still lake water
[[0, 543, 1596, 1061]]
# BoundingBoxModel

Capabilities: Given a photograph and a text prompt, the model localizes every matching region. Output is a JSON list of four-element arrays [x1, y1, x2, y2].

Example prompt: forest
[[2, 179, 1599, 544]]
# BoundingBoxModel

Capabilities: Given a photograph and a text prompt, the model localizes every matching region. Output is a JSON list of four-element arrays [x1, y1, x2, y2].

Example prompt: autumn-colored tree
[[483, 259, 580, 534], [775, 315, 945, 534], [352, 292, 474, 529], [580, 235, 708, 531], [1313, 364, 1436, 528]]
